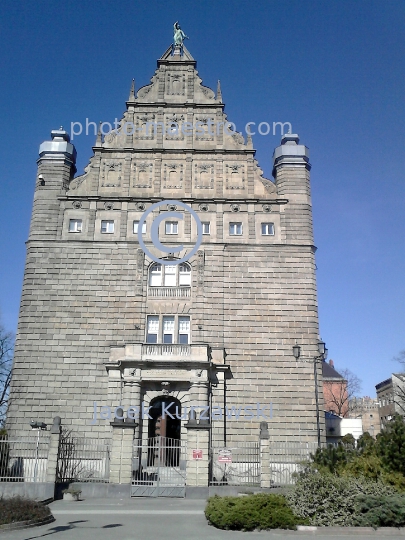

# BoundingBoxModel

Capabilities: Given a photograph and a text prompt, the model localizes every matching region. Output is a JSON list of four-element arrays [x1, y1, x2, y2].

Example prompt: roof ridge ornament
[[128, 78, 135, 102], [216, 80, 222, 103]]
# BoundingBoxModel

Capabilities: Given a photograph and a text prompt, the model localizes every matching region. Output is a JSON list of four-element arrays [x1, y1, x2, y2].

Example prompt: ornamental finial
[[173, 21, 189, 46]]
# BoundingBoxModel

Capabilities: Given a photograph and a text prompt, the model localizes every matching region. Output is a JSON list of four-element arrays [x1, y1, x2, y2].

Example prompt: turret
[[29, 129, 76, 239], [272, 134, 313, 244]]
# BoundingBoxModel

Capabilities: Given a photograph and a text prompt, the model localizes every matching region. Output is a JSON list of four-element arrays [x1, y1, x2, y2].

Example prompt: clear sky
[[0, 0, 404, 396]]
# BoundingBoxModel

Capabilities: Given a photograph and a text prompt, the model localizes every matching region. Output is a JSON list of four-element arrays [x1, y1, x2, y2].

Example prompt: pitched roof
[[322, 361, 345, 379]]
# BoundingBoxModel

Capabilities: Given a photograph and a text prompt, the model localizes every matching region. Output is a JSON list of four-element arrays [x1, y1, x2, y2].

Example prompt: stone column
[[45, 417, 61, 483], [122, 369, 142, 427], [259, 422, 271, 488]]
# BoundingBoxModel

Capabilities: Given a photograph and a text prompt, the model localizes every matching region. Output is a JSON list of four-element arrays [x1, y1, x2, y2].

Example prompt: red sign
[[193, 449, 203, 460]]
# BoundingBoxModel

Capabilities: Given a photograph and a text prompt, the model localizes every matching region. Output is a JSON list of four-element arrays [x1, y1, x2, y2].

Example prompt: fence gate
[[210, 442, 260, 486], [132, 436, 186, 497]]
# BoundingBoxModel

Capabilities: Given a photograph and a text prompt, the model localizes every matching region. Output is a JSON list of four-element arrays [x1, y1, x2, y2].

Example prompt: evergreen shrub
[[205, 493, 308, 531]]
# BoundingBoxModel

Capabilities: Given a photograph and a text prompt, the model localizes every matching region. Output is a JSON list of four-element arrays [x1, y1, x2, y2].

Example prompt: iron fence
[[210, 442, 260, 486], [0, 432, 50, 482], [268, 441, 322, 486], [57, 435, 110, 483]]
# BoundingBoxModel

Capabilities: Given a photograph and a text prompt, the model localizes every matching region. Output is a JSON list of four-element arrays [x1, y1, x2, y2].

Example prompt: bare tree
[[0, 324, 14, 427], [325, 368, 362, 418]]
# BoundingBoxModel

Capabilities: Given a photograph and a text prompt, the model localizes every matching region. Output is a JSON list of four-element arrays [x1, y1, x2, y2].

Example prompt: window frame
[[146, 315, 159, 343], [202, 221, 211, 235], [133, 220, 147, 234], [145, 315, 191, 344], [261, 222, 275, 236], [69, 219, 83, 233], [101, 220, 115, 234], [165, 221, 178, 235], [229, 222, 243, 236], [148, 262, 191, 287]]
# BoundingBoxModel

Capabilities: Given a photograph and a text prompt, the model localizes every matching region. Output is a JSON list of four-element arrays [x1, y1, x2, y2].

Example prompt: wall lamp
[[30, 421, 47, 430]]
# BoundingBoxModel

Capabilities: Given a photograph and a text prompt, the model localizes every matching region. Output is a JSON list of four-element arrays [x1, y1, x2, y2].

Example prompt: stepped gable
[[68, 44, 276, 199]]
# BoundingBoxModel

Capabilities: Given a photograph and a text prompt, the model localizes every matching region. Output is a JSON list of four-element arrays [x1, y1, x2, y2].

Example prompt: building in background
[[322, 359, 348, 417], [348, 396, 380, 437], [376, 374, 405, 428]]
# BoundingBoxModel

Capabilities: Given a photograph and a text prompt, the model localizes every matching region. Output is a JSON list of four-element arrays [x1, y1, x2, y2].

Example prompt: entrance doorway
[[147, 397, 181, 467], [132, 397, 186, 497], [148, 397, 181, 441]]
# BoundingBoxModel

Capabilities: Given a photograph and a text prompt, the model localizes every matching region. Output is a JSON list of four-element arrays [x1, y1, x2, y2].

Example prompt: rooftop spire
[[216, 80, 222, 102], [128, 78, 136, 102], [95, 122, 103, 147]]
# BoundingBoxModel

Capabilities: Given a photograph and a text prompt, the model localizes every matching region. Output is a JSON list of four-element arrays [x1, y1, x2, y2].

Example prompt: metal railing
[[142, 344, 191, 356], [132, 436, 187, 497], [0, 432, 50, 482], [57, 436, 110, 483], [210, 442, 260, 486], [148, 287, 191, 298]]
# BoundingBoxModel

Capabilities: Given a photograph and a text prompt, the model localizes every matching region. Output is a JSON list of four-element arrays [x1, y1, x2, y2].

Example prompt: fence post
[[45, 417, 61, 483], [185, 411, 210, 487], [259, 421, 271, 489], [109, 409, 138, 484]]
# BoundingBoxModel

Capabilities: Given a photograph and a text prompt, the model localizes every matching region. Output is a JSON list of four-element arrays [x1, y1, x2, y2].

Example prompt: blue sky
[[0, 1, 404, 396]]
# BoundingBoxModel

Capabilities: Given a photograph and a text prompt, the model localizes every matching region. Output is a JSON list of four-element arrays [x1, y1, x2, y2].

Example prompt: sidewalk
[[1, 498, 405, 540]]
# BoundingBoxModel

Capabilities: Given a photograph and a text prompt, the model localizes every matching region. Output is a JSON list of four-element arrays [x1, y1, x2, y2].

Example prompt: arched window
[[148, 263, 191, 287]]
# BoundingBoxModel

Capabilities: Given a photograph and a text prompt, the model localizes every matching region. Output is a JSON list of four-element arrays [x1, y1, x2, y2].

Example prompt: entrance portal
[[147, 397, 181, 467], [132, 397, 186, 497], [148, 397, 181, 440]]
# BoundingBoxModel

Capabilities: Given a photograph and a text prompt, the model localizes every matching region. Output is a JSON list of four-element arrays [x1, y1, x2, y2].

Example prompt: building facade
[[7, 44, 325, 478], [322, 359, 349, 417], [349, 396, 380, 437], [376, 374, 405, 428]]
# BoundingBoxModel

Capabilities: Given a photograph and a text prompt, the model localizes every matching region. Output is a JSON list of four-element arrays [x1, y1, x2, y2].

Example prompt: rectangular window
[[69, 219, 82, 233], [261, 223, 275, 236], [178, 316, 190, 344], [179, 264, 191, 286], [149, 264, 162, 287], [146, 315, 159, 343], [163, 316, 175, 344], [229, 222, 242, 235], [133, 221, 146, 234], [164, 265, 177, 287], [165, 221, 178, 234], [202, 222, 210, 235], [101, 220, 114, 234]]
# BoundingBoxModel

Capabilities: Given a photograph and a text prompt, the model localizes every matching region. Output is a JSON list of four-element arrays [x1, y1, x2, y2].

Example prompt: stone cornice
[[126, 101, 225, 109], [91, 147, 256, 156]]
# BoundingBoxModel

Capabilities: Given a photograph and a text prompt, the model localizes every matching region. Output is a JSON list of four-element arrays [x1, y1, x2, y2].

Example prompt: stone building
[[376, 374, 405, 428], [348, 396, 380, 437], [7, 43, 325, 486]]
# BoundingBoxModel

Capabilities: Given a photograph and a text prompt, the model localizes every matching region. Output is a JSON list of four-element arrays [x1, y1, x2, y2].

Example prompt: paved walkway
[[1, 498, 405, 540]]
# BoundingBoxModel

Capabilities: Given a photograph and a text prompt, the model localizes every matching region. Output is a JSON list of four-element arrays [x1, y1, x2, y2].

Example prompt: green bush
[[286, 472, 397, 526], [309, 443, 355, 474], [353, 494, 405, 528], [205, 493, 308, 531], [0, 496, 51, 526], [377, 415, 405, 476]]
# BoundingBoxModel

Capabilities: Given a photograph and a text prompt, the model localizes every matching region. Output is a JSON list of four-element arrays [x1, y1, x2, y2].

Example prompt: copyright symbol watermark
[[137, 200, 202, 265]]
